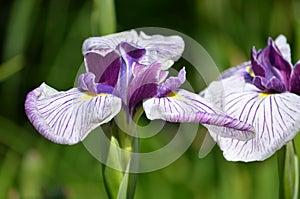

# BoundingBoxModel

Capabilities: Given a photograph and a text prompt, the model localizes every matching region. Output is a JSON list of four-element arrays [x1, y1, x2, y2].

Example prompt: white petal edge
[[143, 89, 255, 140], [137, 31, 185, 68], [82, 30, 138, 56], [205, 76, 300, 161], [25, 83, 122, 145]]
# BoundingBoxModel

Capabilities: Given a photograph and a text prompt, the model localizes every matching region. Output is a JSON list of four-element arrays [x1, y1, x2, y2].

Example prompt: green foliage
[[0, 0, 299, 198], [278, 141, 299, 199]]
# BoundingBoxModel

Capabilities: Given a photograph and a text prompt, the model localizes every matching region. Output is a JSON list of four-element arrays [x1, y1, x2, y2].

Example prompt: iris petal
[[82, 30, 138, 55], [143, 89, 255, 140], [290, 62, 300, 95], [128, 63, 161, 110], [217, 61, 250, 80], [84, 51, 121, 87], [25, 83, 122, 145], [137, 32, 184, 68], [269, 39, 293, 88], [205, 76, 300, 161], [157, 67, 186, 97], [274, 35, 291, 62]]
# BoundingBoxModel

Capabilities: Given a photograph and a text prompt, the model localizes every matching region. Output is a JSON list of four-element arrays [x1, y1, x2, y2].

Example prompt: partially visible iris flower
[[203, 35, 300, 161], [25, 30, 254, 146]]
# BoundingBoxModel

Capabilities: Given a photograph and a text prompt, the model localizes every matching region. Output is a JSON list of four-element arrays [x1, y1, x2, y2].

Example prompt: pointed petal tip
[[204, 116, 256, 142]]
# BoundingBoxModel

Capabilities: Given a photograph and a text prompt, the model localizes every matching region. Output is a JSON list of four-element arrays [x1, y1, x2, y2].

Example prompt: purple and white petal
[[143, 89, 255, 140], [157, 67, 186, 97], [137, 31, 184, 68], [78, 72, 116, 95], [78, 72, 97, 93], [269, 40, 293, 88], [217, 61, 250, 80], [84, 51, 121, 87], [82, 30, 184, 69], [127, 63, 162, 110], [205, 76, 300, 161], [25, 83, 122, 145], [274, 35, 291, 63], [117, 42, 146, 60], [290, 61, 300, 95]]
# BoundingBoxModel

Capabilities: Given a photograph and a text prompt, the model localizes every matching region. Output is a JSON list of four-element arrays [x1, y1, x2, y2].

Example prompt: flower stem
[[277, 140, 299, 199], [102, 108, 142, 199]]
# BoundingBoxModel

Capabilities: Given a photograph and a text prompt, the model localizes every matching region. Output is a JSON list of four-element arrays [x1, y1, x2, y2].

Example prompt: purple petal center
[[250, 38, 295, 94], [84, 51, 121, 87], [78, 72, 116, 95], [157, 67, 186, 97], [290, 62, 300, 95], [127, 63, 163, 111]]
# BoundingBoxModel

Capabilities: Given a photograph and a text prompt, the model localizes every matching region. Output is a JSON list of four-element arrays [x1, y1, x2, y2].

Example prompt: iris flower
[[203, 35, 300, 161], [25, 30, 254, 146]]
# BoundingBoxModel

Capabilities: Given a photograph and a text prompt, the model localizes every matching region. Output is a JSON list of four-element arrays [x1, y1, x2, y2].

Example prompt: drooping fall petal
[[204, 76, 300, 161], [25, 83, 122, 144], [143, 89, 255, 140]]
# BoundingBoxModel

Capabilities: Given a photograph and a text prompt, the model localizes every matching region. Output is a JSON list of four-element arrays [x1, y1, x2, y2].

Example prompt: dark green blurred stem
[[102, 108, 142, 199], [277, 140, 299, 199], [278, 145, 286, 199], [92, 0, 116, 35]]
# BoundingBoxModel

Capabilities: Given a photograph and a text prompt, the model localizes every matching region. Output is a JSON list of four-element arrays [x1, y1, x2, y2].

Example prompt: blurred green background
[[1, 0, 300, 198]]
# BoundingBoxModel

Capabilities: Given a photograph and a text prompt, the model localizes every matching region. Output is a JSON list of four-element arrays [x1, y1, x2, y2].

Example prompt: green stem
[[277, 140, 299, 199], [102, 108, 143, 199], [278, 145, 286, 199]]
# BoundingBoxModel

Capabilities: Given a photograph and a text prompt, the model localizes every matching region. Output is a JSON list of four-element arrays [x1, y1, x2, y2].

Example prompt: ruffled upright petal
[[143, 89, 255, 140], [82, 30, 138, 55], [25, 83, 122, 144], [82, 30, 185, 69], [137, 32, 185, 68], [274, 35, 291, 62], [269, 39, 293, 88]]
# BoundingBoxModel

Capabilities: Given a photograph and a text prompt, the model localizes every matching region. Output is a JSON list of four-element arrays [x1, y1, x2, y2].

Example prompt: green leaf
[[0, 54, 24, 82], [3, 0, 40, 59], [20, 149, 44, 199], [0, 116, 34, 153], [0, 151, 20, 198]]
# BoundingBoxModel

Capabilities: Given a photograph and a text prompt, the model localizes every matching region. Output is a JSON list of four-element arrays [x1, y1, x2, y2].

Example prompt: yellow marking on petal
[[80, 92, 108, 101], [166, 91, 185, 100], [258, 92, 271, 99], [166, 91, 176, 98], [246, 66, 255, 77]]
